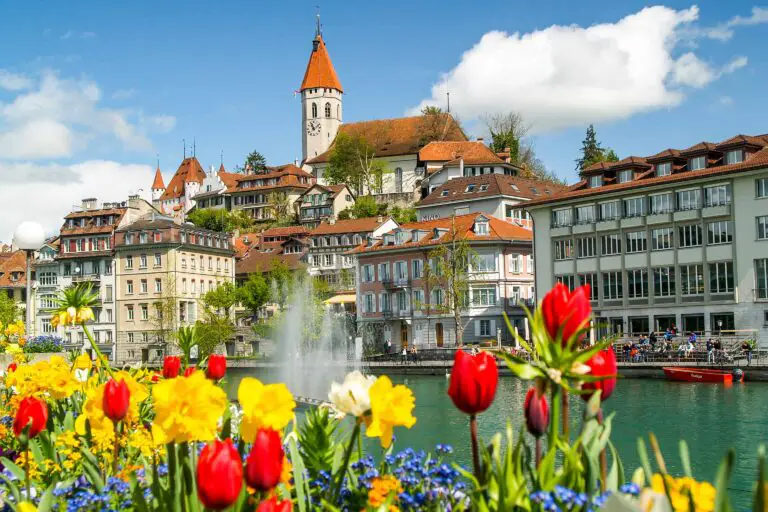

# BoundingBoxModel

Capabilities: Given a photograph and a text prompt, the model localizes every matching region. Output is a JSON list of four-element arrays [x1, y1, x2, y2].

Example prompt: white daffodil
[[328, 370, 377, 418]]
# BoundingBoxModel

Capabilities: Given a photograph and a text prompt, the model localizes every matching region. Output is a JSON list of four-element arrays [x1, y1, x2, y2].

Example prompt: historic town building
[[296, 183, 356, 228]]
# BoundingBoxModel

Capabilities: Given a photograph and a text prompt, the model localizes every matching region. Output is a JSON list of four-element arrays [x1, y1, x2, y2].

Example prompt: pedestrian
[[386, 339, 392, 354], [741, 341, 753, 366], [706, 339, 715, 364], [410, 345, 418, 364], [401, 346, 408, 364]]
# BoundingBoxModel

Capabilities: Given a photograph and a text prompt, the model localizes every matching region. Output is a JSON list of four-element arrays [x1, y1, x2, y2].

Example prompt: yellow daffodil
[[74, 353, 93, 371], [6, 344, 22, 355], [649, 474, 715, 512], [18, 501, 38, 512], [47, 367, 80, 400], [238, 377, 296, 442], [151, 371, 227, 444], [75, 370, 148, 438], [366, 376, 416, 449]]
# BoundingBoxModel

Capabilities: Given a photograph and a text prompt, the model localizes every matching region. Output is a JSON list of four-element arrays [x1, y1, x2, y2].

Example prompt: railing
[[72, 274, 101, 283]]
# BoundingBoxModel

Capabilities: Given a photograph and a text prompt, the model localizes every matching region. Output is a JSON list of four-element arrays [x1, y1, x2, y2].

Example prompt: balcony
[[71, 273, 101, 284], [646, 211, 673, 225], [382, 277, 410, 288], [673, 207, 700, 222], [620, 215, 645, 229], [702, 203, 731, 218]]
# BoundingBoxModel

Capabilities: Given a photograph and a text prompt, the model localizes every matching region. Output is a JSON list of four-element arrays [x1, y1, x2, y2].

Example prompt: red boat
[[662, 367, 743, 383]]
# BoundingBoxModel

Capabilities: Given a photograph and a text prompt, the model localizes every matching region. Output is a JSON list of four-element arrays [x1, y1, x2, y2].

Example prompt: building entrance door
[[400, 323, 408, 349], [435, 323, 444, 347], [609, 318, 624, 336]]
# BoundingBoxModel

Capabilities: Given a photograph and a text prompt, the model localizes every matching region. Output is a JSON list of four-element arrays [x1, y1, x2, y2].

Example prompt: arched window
[[395, 167, 403, 193], [325, 102, 331, 118], [311, 103, 317, 118]]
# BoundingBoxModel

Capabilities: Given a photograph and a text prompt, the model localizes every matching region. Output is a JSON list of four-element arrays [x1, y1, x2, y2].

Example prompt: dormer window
[[588, 176, 602, 188], [474, 220, 489, 235], [465, 184, 476, 193], [479, 184, 489, 192], [725, 149, 743, 165], [440, 190, 449, 197], [689, 156, 706, 171], [656, 162, 672, 177], [617, 170, 633, 184]]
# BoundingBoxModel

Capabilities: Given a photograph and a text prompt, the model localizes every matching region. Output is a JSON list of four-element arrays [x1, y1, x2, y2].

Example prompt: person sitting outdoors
[[410, 345, 419, 364], [649, 331, 658, 346], [664, 328, 673, 342], [706, 338, 715, 364]]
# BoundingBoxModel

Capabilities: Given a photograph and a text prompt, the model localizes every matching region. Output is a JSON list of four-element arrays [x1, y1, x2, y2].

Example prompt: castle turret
[[151, 165, 166, 203]]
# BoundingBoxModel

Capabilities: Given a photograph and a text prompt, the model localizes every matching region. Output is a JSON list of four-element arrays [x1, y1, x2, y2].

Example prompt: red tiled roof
[[715, 134, 767, 150], [527, 146, 768, 207], [306, 114, 467, 164], [646, 148, 682, 162], [299, 183, 353, 200], [418, 141, 503, 165], [217, 165, 240, 189], [64, 208, 126, 220], [160, 157, 207, 201], [417, 174, 568, 207], [679, 141, 717, 156], [228, 164, 313, 193], [310, 216, 392, 236], [260, 225, 310, 238], [300, 35, 343, 92], [152, 166, 165, 189], [349, 213, 531, 255], [0, 251, 27, 289], [235, 246, 307, 275]]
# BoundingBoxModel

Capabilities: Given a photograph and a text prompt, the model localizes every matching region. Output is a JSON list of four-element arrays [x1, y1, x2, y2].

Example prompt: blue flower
[[620, 483, 640, 496]]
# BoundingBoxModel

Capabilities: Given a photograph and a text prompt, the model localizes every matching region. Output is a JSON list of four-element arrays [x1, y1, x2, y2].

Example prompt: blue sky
[[0, 1, 767, 238]]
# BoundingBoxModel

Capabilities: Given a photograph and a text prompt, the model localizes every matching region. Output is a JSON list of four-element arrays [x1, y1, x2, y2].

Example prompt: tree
[[267, 258, 293, 305], [416, 110, 461, 146], [575, 124, 619, 171], [265, 192, 293, 225], [237, 273, 270, 317], [150, 276, 177, 346], [202, 282, 239, 318], [338, 195, 387, 220], [0, 293, 19, 326], [421, 105, 443, 115], [175, 325, 199, 367], [424, 219, 477, 345], [195, 311, 235, 360], [187, 208, 255, 233], [237, 150, 268, 174], [390, 206, 417, 224], [325, 132, 386, 195], [482, 112, 563, 183]]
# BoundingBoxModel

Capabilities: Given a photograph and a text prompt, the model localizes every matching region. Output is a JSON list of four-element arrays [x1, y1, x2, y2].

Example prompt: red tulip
[[7, 363, 17, 373], [524, 387, 549, 438], [163, 356, 181, 379], [184, 366, 196, 377], [206, 354, 227, 381], [447, 350, 498, 415], [13, 396, 48, 438], [103, 378, 130, 423], [541, 283, 592, 347], [582, 346, 618, 402], [257, 497, 293, 512], [245, 428, 284, 492], [197, 439, 243, 510], [151, 373, 160, 383]]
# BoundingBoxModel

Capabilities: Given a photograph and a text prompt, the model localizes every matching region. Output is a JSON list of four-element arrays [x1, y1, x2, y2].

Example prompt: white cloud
[[722, 55, 748, 74], [0, 71, 175, 159], [0, 70, 33, 91], [719, 96, 734, 106], [60, 30, 95, 40], [410, 6, 750, 132], [703, 7, 768, 41], [0, 160, 152, 241], [112, 88, 137, 100]]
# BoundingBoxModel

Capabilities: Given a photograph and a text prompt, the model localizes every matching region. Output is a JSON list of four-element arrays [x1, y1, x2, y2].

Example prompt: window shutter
[[490, 320, 496, 334], [474, 320, 480, 337]]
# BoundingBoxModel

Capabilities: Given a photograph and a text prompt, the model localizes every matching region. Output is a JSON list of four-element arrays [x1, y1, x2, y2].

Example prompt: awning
[[324, 293, 356, 305]]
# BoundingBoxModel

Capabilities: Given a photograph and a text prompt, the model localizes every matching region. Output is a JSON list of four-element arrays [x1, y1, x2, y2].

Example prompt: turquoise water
[[227, 370, 767, 506]]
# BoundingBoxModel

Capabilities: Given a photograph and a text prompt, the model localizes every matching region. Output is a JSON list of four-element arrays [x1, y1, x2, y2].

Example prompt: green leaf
[[754, 445, 766, 512], [497, 353, 544, 380], [130, 475, 151, 512], [36, 485, 54, 512], [287, 435, 308, 512], [636, 438, 654, 482], [606, 440, 626, 492], [679, 440, 693, 478], [1, 457, 25, 481], [0, 472, 21, 506], [713, 449, 735, 512]]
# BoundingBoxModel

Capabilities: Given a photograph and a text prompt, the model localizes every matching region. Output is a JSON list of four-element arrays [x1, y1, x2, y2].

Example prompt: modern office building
[[525, 134, 768, 340]]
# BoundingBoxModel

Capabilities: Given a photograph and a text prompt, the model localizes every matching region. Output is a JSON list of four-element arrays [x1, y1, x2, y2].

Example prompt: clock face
[[307, 120, 321, 136]]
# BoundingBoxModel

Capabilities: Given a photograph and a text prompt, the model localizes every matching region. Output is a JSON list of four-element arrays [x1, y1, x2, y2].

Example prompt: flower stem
[[598, 409, 607, 492], [25, 443, 30, 500], [470, 414, 482, 485], [112, 421, 120, 475], [535, 437, 542, 468], [549, 384, 561, 449], [561, 390, 570, 442], [332, 420, 360, 503], [82, 323, 116, 378]]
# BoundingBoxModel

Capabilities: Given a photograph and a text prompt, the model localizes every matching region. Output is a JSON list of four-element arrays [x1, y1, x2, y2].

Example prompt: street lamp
[[13, 221, 45, 338]]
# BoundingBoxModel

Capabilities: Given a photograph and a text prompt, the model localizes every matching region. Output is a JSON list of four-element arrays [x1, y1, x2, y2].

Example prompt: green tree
[[187, 208, 232, 232], [237, 273, 271, 318], [150, 276, 177, 346], [237, 150, 268, 174], [575, 124, 619, 171], [420, 105, 443, 115], [416, 109, 462, 146], [202, 282, 239, 317], [175, 325, 199, 367], [325, 132, 386, 195], [390, 206, 417, 224], [338, 195, 387, 220], [195, 311, 235, 360], [424, 218, 477, 345], [0, 293, 19, 326], [266, 192, 294, 225]]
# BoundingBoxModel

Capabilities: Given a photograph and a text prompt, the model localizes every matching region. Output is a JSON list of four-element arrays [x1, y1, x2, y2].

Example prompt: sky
[[1, 0, 767, 240]]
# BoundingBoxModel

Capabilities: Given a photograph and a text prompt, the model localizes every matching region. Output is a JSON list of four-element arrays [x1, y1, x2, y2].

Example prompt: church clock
[[307, 120, 321, 136]]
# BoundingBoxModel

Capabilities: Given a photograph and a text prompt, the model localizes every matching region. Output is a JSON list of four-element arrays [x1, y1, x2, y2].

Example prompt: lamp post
[[13, 222, 45, 338]]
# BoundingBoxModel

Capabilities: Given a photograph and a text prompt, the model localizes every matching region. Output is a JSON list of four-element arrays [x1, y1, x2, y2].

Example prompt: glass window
[[552, 208, 572, 227], [756, 178, 768, 198], [127, 280, 134, 294], [708, 221, 733, 245], [589, 175, 602, 188], [575, 205, 595, 224], [625, 231, 647, 253], [678, 224, 702, 248], [579, 273, 598, 300], [709, 261, 734, 294], [599, 201, 619, 221], [601, 234, 621, 255], [627, 268, 648, 298], [412, 260, 423, 279], [656, 162, 672, 177], [676, 189, 700, 210], [576, 237, 597, 258], [704, 184, 731, 207], [680, 264, 704, 295], [479, 319, 492, 337], [725, 150, 743, 164], [652, 227, 674, 250], [125, 256, 133, 269], [412, 289, 424, 308], [622, 197, 645, 217], [756, 259, 768, 300], [602, 271, 622, 300], [653, 267, 675, 297], [139, 254, 147, 268], [759, 216, 768, 240], [475, 253, 497, 272], [689, 156, 706, 171], [554, 239, 574, 260], [649, 193, 673, 214], [126, 305, 134, 321], [617, 170, 633, 183], [472, 288, 497, 306], [555, 275, 575, 291]]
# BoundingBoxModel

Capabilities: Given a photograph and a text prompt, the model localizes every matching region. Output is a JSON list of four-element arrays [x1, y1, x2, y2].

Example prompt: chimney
[[81, 198, 97, 210], [477, 137, 484, 143], [459, 158, 464, 177], [377, 215, 384, 223], [294, 159, 299, 167], [127, 194, 143, 210], [328, 217, 336, 225]]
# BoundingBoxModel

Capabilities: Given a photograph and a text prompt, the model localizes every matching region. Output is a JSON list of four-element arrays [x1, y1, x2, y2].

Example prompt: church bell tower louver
[[300, 15, 343, 164]]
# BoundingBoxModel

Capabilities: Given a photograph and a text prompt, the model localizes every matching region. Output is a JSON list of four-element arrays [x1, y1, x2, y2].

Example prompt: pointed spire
[[152, 165, 165, 190], [300, 31, 343, 92]]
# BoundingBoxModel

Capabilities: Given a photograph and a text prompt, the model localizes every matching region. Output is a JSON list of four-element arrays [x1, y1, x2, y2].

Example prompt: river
[[226, 370, 767, 507]]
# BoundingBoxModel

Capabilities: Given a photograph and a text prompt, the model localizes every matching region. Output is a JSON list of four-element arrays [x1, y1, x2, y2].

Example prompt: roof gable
[[418, 141, 503, 165], [160, 157, 207, 201], [300, 35, 343, 92]]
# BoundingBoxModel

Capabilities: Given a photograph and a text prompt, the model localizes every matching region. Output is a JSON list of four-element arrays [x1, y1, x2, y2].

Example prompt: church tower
[[300, 15, 343, 164], [151, 164, 165, 204]]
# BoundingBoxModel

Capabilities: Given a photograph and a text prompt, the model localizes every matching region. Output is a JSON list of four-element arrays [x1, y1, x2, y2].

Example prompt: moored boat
[[662, 367, 744, 383]]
